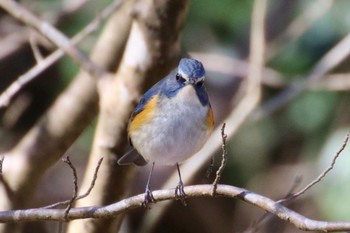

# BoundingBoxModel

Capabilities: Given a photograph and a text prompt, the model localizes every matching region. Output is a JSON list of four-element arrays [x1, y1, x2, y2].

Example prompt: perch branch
[[0, 185, 349, 231]]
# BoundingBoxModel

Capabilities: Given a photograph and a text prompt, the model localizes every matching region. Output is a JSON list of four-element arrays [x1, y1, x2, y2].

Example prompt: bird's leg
[[143, 162, 156, 208], [175, 163, 187, 206]]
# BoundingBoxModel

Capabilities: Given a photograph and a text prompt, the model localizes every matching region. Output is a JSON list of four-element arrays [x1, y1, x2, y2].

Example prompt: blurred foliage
[[286, 91, 339, 134]]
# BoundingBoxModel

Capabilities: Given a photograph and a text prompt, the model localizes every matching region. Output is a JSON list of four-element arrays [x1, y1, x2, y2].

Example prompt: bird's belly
[[130, 96, 211, 165]]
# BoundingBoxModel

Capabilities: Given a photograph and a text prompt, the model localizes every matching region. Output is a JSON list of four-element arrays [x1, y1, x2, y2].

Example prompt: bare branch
[[309, 73, 350, 91], [212, 123, 228, 196], [43, 157, 104, 209], [254, 31, 350, 120], [285, 133, 349, 201], [62, 156, 78, 220], [0, 5, 131, 233], [29, 34, 44, 63], [191, 52, 285, 88], [267, 0, 334, 59], [0, 156, 4, 182], [0, 0, 106, 78], [244, 134, 348, 233], [243, 176, 303, 233], [0, 184, 349, 231], [0, 0, 124, 108]]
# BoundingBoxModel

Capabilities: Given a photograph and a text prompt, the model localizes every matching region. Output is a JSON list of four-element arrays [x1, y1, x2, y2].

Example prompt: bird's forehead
[[178, 58, 205, 78]]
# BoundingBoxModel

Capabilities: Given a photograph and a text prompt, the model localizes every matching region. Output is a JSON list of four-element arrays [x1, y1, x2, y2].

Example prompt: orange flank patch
[[207, 107, 214, 130], [129, 95, 158, 133]]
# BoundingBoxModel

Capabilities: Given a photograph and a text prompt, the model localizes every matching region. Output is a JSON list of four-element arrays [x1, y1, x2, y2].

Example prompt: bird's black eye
[[176, 73, 186, 83], [196, 80, 204, 87]]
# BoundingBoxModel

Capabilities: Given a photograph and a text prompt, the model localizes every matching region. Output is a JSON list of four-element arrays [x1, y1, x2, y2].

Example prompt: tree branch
[[212, 123, 228, 196], [0, 0, 132, 218], [42, 157, 104, 209], [285, 133, 349, 201], [243, 133, 349, 233], [0, 0, 106, 78], [0, 0, 124, 108], [0, 184, 349, 231], [62, 156, 79, 220], [254, 24, 350, 120]]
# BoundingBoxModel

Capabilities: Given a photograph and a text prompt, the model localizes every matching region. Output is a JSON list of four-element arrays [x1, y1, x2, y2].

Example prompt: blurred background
[[1, 0, 350, 232]]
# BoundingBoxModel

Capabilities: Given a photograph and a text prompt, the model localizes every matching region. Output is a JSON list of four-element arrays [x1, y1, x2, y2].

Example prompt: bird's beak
[[188, 78, 196, 85]]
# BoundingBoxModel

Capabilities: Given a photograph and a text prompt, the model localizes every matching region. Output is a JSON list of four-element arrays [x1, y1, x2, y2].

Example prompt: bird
[[118, 58, 214, 206]]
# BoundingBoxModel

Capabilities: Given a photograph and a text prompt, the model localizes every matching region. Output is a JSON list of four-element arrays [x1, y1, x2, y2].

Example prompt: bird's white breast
[[130, 85, 211, 165]]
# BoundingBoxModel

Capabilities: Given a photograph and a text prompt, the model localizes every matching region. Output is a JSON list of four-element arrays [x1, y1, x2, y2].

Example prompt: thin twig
[[212, 123, 228, 196], [254, 31, 350, 120], [284, 133, 349, 201], [62, 156, 78, 220], [243, 135, 348, 233], [43, 157, 104, 209], [29, 34, 44, 63], [0, 156, 4, 182], [244, 134, 348, 233], [74, 157, 103, 200], [267, 0, 334, 59], [284, 175, 303, 199], [0, 0, 124, 108]]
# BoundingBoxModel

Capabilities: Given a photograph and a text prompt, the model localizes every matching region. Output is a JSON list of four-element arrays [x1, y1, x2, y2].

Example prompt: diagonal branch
[[243, 133, 349, 233], [283, 133, 349, 202], [0, 0, 124, 108], [254, 27, 350, 120], [62, 156, 79, 220], [43, 157, 104, 209], [0, 0, 106, 78], [0, 0, 133, 220]]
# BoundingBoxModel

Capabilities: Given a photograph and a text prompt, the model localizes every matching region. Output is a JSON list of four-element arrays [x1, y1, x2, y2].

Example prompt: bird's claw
[[143, 185, 156, 208], [175, 180, 187, 206]]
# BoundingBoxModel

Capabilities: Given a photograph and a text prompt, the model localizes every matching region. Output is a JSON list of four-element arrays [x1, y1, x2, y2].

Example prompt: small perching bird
[[118, 58, 214, 206]]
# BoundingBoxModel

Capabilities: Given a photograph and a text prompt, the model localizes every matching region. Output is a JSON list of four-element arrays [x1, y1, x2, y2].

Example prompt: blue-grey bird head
[[131, 58, 210, 118], [177, 58, 206, 85], [155, 58, 210, 106]]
